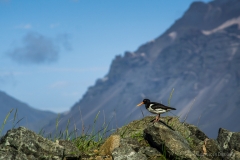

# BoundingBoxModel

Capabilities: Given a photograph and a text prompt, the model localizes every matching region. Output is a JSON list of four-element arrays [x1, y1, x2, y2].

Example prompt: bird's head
[[137, 99, 150, 107]]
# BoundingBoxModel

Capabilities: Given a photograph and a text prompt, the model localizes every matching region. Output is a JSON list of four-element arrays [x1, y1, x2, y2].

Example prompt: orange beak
[[137, 102, 144, 107]]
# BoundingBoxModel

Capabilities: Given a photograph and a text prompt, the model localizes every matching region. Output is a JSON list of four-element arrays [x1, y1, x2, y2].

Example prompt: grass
[[0, 108, 24, 137], [72, 111, 111, 155], [0, 109, 13, 137], [38, 110, 114, 156]]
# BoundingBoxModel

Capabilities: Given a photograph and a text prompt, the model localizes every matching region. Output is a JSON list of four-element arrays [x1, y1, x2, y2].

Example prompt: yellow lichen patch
[[202, 138, 209, 155], [99, 135, 120, 156]]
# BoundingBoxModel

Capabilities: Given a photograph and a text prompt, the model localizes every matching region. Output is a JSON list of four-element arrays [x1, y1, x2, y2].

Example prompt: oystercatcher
[[137, 99, 176, 122]]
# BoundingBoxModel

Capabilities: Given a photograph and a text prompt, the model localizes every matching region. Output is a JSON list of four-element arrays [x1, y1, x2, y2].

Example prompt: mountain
[[43, 0, 240, 138], [0, 91, 57, 135]]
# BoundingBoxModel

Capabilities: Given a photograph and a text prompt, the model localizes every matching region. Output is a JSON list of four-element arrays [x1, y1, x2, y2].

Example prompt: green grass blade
[[12, 117, 24, 129], [168, 88, 174, 107], [0, 109, 14, 136]]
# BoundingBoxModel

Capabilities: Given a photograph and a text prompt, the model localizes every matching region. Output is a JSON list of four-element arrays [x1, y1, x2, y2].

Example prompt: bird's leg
[[154, 114, 160, 122], [157, 114, 160, 121]]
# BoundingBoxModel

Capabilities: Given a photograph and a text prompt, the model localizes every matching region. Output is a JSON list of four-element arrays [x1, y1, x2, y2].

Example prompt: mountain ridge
[[43, 0, 240, 138], [0, 90, 57, 135]]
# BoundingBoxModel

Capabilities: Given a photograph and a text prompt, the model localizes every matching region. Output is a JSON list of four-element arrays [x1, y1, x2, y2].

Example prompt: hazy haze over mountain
[[44, 0, 240, 138], [0, 91, 56, 135]]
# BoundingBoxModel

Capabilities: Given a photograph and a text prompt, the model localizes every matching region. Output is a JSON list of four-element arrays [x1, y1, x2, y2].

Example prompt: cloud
[[50, 23, 59, 29], [50, 81, 68, 89], [6, 32, 71, 64], [56, 33, 72, 51], [0, 71, 16, 86], [7, 32, 58, 64], [40, 67, 108, 73], [15, 24, 32, 29]]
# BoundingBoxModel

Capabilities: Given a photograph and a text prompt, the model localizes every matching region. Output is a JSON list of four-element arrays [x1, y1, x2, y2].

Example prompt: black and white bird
[[137, 99, 176, 122]]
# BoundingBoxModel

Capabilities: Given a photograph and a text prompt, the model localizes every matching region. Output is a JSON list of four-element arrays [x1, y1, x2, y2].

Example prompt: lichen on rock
[[0, 127, 81, 160]]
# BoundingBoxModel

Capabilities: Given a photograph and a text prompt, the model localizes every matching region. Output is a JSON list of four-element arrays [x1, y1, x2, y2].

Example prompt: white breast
[[147, 104, 167, 114]]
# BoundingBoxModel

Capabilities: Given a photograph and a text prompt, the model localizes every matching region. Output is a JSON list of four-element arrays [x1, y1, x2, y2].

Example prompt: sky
[[0, 0, 212, 113]]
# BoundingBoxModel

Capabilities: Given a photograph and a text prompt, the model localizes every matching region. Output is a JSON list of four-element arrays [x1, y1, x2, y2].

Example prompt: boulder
[[97, 116, 240, 160], [227, 150, 240, 160], [216, 128, 240, 159], [184, 123, 208, 141], [112, 142, 147, 160], [144, 121, 198, 160], [111, 138, 161, 160], [100, 117, 163, 159], [0, 127, 81, 160], [201, 139, 221, 160], [138, 146, 162, 160], [114, 116, 154, 139], [217, 128, 240, 152], [113, 116, 214, 159]]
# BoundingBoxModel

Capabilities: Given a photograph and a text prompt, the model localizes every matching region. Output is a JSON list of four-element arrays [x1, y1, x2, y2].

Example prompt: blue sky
[[0, 0, 211, 113]]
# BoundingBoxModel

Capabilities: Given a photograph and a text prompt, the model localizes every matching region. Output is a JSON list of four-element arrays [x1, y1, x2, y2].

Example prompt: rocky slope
[[1, 116, 240, 160], [0, 90, 57, 135], [44, 0, 240, 138]]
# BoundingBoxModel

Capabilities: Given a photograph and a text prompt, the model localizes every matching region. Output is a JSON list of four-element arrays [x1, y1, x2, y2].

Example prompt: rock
[[201, 139, 222, 160], [95, 155, 112, 160], [138, 147, 162, 159], [144, 122, 198, 160], [112, 145, 147, 160], [58, 140, 82, 158], [112, 138, 148, 160], [111, 116, 240, 160], [0, 127, 81, 160], [111, 134, 162, 159], [114, 116, 155, 147], [184, 123, 208, 141], [119, 138, 141, 149], [99, 135, 120, 156], [216, 128, 240, 160], [114, 116, 154, 138], [217, 128, 233, 153], [217, 128, 240, 153], [114, 116, 216, 159], [227, 150, 240, 160]]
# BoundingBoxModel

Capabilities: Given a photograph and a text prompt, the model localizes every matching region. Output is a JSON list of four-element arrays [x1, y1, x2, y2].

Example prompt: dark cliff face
[[44, 0, 240, 138]]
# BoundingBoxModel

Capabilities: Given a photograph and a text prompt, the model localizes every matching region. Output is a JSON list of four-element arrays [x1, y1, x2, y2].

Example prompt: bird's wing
[[151, 102, 176, 110]]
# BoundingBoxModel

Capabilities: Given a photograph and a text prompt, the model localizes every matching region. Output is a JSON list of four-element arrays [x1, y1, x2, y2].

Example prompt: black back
[[142, 99, 176, 110]]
